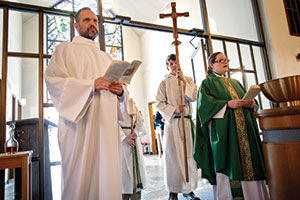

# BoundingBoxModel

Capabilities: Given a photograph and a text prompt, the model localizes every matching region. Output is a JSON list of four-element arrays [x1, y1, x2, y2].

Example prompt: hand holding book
[[242, 85, 261, 101], [226, 85, 260, 109], [104, 60, 142, 84]]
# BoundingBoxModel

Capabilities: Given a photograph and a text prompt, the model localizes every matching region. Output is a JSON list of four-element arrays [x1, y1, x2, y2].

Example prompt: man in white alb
[[45, 7, 123, 200]]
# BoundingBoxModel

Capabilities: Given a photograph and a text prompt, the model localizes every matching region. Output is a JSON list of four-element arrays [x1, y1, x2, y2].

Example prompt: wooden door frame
[[148, 101, 157, 155]]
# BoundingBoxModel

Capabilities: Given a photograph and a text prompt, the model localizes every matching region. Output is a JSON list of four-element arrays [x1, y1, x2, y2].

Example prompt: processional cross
[[160, 2, 190, 182]]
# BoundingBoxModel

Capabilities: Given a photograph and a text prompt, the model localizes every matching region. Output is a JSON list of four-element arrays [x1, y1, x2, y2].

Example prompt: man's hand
[[244, 99, 256, 108], [124, 137, 135, 147], [124, 132, 137, 147], [129, 132, 137, 139], [176, 69, 186, 86], [94, 77, 109, 91], [175, 104, 185, 113], [228, 99, 244, 109], [109, 81, 123, 95]]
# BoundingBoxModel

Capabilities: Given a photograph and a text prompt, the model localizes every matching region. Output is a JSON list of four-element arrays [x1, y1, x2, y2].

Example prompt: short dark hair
[[166, 54, 176, 66], [74, 7, 91, 23]]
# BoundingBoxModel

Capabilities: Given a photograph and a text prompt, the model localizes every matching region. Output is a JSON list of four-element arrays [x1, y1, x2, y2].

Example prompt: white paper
[[119, 60, 142, 84], [242, 85, 261, 101], [104, 60, 142, 84], [104, 61, 130, 83]]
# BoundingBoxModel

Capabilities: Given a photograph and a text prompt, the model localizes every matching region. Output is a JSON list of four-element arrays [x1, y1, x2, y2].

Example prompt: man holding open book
[[194, 52, 270, 200], [45, 7, 124, 200]]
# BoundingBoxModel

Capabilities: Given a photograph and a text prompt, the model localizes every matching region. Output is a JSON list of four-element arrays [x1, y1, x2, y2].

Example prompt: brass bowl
[[259, 75, 300, 107]]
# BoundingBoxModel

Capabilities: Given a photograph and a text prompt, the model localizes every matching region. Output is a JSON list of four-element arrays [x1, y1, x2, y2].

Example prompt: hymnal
[[242, 85, 261, 101], [104, 60, 142, 84]]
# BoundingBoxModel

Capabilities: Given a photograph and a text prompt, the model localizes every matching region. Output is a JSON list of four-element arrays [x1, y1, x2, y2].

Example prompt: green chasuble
[[194, 73, 267, 185]]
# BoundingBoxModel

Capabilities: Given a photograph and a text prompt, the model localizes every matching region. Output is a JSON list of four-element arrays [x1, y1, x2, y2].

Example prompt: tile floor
[[4, 154, 214, 200], [141, 154, 213, 200]]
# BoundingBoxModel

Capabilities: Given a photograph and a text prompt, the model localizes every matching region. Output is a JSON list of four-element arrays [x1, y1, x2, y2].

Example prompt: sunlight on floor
[[141, 154, 213, 200]]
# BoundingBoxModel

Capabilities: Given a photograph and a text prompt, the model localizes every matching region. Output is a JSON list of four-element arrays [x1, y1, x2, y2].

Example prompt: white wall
[[122, 26, 150, 142], [259, 0, 300, 78]]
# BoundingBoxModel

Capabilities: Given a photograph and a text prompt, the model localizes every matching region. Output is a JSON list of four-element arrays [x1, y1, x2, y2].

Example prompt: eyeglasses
[[214, 59, 230, 63]]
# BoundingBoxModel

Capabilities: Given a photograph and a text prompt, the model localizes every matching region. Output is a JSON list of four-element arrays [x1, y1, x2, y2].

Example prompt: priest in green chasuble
[[194, 52, 270, 199]]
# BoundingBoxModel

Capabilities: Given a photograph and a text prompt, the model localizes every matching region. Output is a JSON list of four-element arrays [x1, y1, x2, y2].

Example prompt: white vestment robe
[[45, 36, 122, 200], [156, 74, 198, 193], [213, 173, 270, 200], [119, 87, 146, 194]]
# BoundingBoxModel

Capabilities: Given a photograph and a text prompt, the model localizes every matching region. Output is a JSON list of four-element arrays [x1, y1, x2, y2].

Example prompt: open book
[[242, 85, 261, 101], [104, 60, 142, 84]]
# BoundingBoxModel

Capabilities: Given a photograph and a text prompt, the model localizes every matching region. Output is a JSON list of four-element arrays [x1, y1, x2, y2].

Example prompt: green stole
[[220, 77, 255, 181], [221, 77, 255, 199]]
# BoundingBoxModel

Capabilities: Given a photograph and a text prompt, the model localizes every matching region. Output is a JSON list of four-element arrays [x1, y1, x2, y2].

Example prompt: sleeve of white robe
[[45, 42, 94, 123], [134, 106, 146, 138], [119, 86, 132, 141], [184, 76, 198, 102], [120, 126, 126, 141], [156, 80, 176, 122], [213, 105, 227, 118]]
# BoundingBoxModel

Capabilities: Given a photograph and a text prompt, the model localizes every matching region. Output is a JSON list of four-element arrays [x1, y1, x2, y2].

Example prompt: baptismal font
[[255, 75, 300, 200]]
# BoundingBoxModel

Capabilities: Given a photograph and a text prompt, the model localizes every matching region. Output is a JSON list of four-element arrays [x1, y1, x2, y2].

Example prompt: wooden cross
[[160, 2, 189, 51], [160, 2, 190, 183]]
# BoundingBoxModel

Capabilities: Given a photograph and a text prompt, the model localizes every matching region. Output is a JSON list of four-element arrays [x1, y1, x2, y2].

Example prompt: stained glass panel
[[47, 0, 123, 60], [106, 46, 123, 60], [54, 0, 73, 11], [104, 23, 122, 47], [74, 0, 98, 14], [47, 15, 71, 54]]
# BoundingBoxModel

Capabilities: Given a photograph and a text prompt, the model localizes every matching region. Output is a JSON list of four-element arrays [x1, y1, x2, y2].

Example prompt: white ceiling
[[110, 0, 173, 23], [11, 0, 174, 23]]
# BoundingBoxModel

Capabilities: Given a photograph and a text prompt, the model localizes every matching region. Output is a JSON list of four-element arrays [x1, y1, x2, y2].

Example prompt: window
[[46, 0, 124, 59], [206, 0, 260, 41], [103, 9, 124, 60], [46, 14, 71, 55], [104, 23, 123, 60], [284, 0, 300, 36]]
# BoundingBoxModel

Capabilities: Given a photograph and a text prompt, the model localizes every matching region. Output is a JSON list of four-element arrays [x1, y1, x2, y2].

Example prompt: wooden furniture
[[8, 118, 55, 200], [148, 101, 157, 155], [0, 151, 32, 200], [255, 106, 300, 200]]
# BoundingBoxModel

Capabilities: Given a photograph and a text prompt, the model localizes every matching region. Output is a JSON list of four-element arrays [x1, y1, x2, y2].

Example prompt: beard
[[78, 25, 98, 40]]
